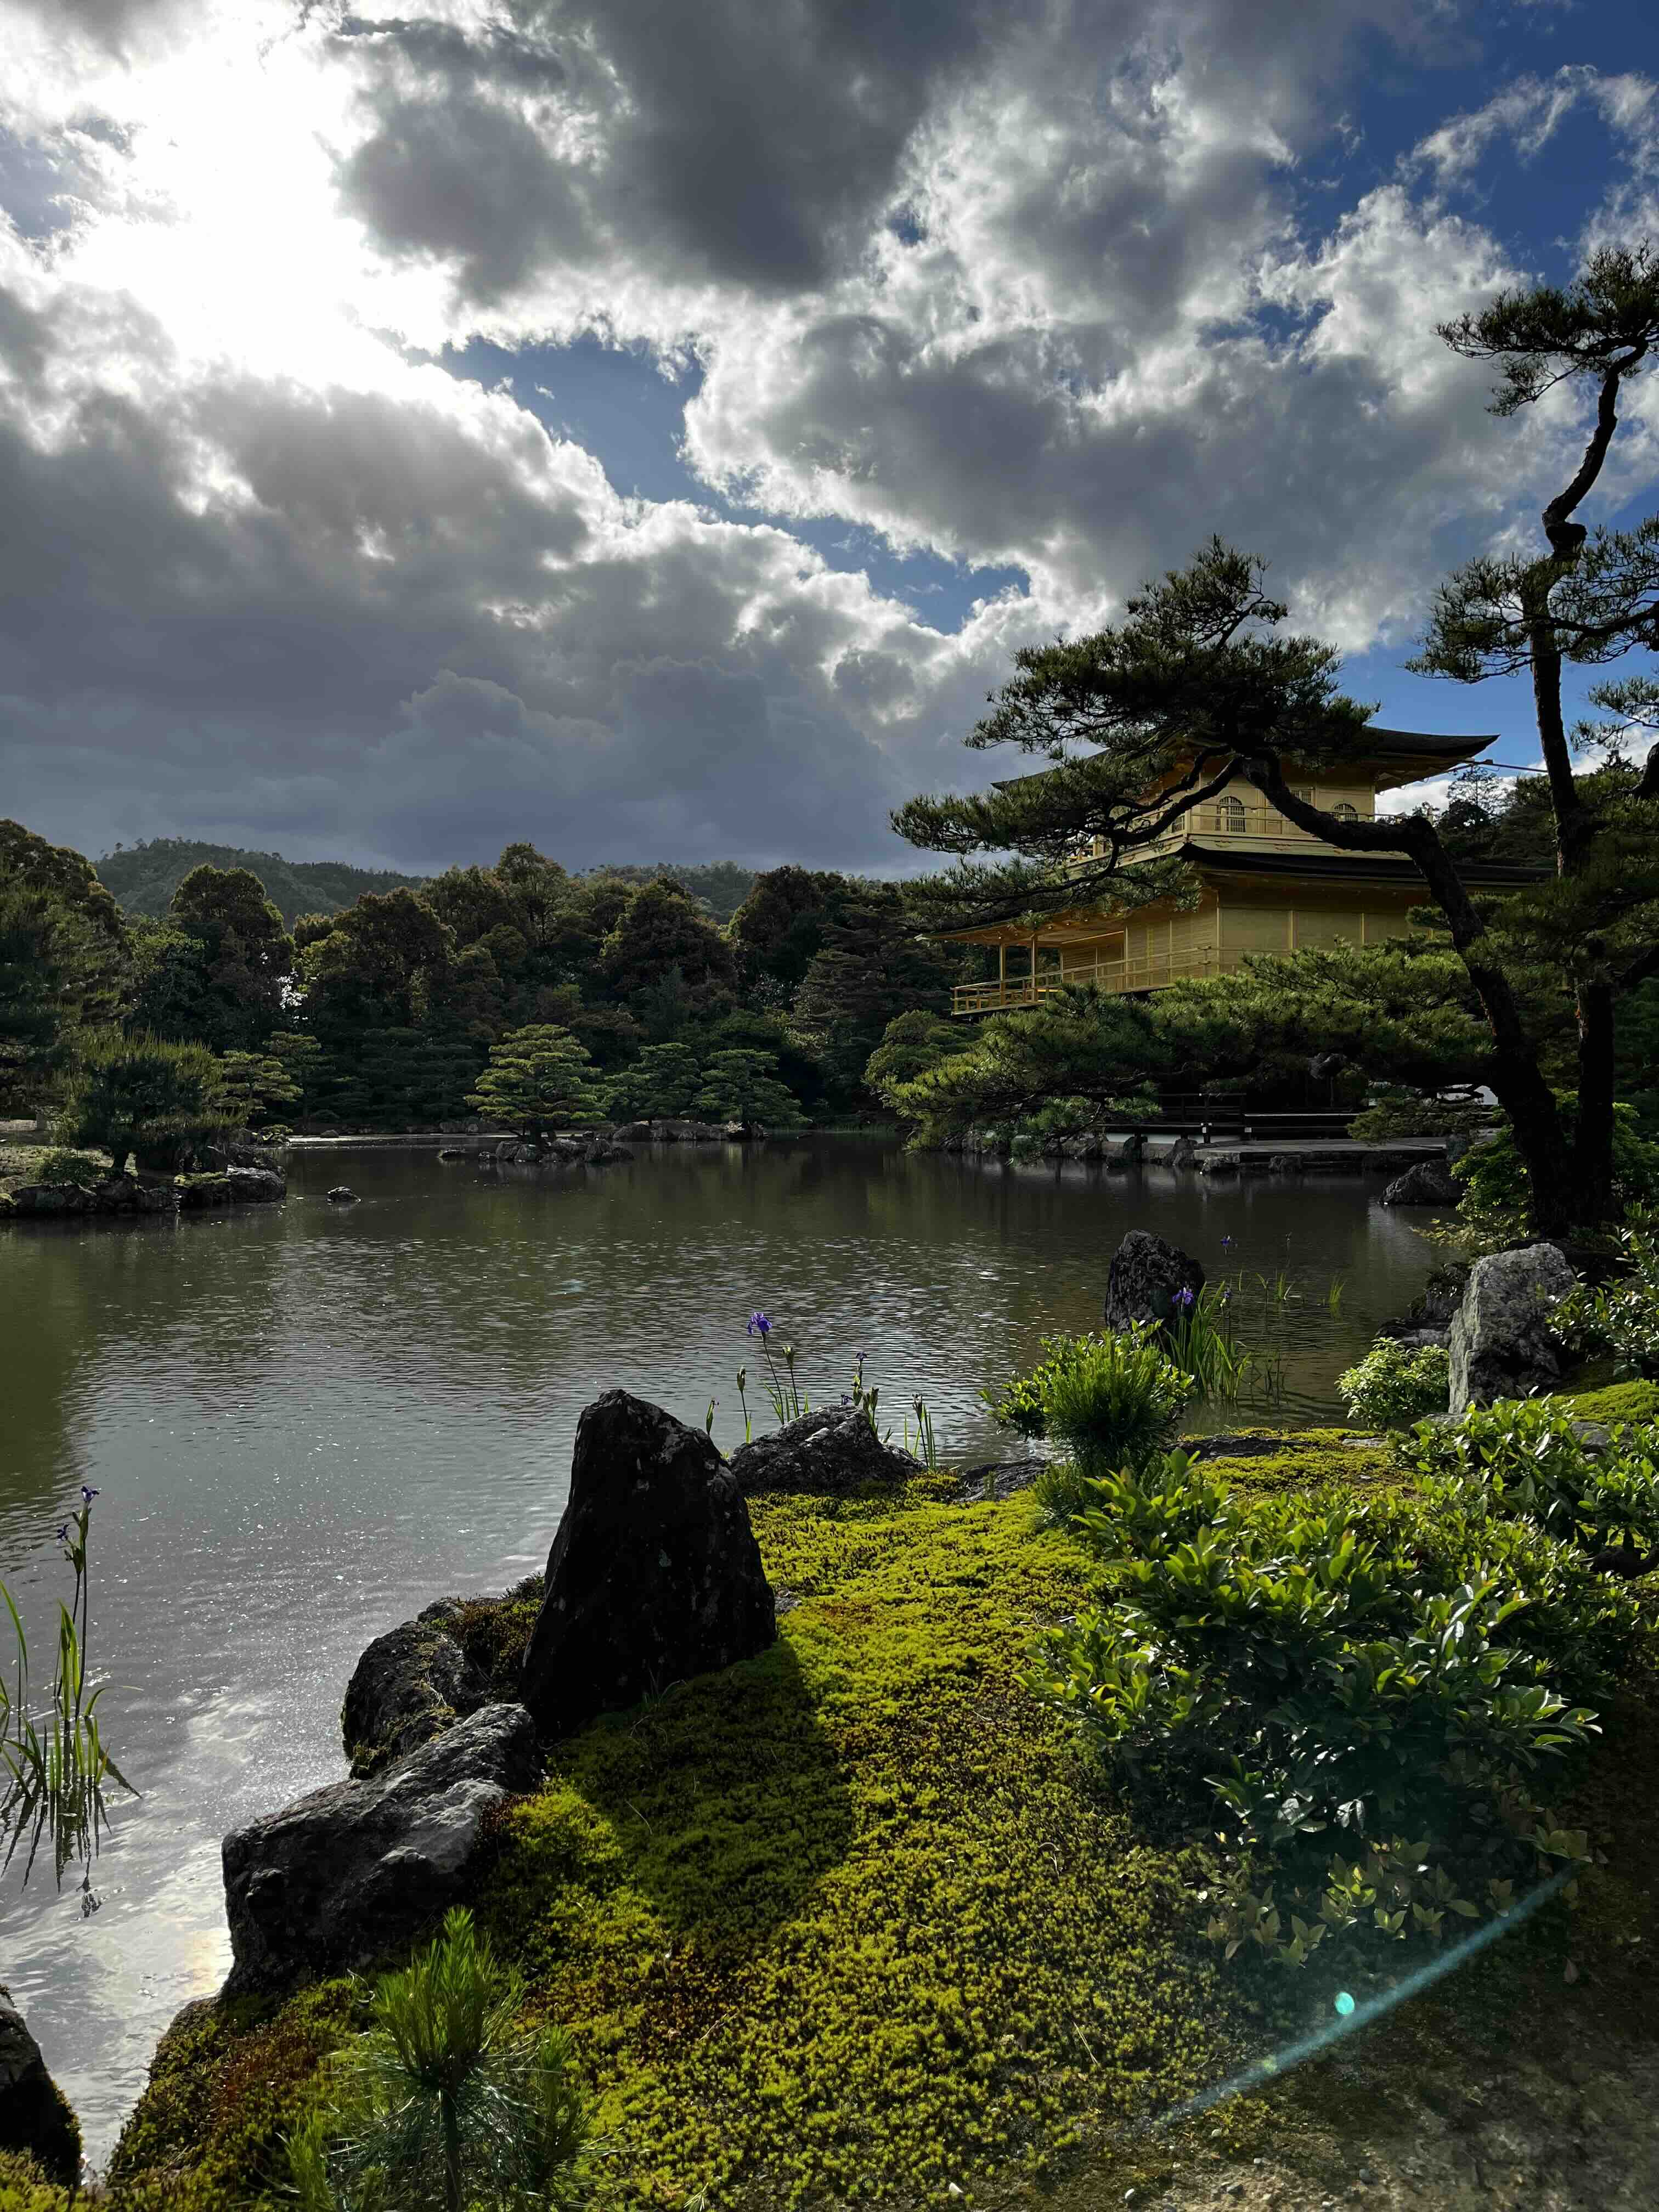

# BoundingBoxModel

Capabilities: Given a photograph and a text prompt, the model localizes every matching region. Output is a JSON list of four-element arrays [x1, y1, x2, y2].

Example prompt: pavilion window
[[1216, 794, 1247, 833]]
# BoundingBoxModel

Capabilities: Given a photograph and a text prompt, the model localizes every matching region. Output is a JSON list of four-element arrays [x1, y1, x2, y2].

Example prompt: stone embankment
[[1, 1163, 287, 1220]]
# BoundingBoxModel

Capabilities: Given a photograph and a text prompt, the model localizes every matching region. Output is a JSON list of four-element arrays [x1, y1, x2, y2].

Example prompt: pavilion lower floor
[[947, 877, 1418, 1015]]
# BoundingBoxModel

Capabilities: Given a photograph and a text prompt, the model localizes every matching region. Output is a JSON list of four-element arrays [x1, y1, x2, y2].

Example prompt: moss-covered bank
[[55, 1402, 1659, 2211]]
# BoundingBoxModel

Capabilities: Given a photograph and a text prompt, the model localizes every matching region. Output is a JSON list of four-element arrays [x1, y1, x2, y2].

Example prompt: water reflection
[[0, 1137, 1435, 2162]]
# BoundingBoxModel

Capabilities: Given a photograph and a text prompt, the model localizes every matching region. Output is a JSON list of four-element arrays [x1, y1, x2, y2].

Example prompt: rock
[[652, 1118, 696, 1142], [1165, 1133, 1198, 1170], [1116, 1131, 1145, 1164], [6, 1185, 71, 1216], [613, 1121, 652, 1143], [519, 1391, 776, 1741], [437, 1146, 465, 1160], [0, 1987, 80, 2187], [341, 1602, 490, 1776], [225, 1165, 285, 1203], [728, 1408, 922, 1498], [692, 1121, 726, 1142], [175, 1172, 234, 1208], [326, 1184, 358, 1203], [494, 1138, 521, 1160], [1448, 1243, 1577, 1414], [1199, 1150, 1239, 1175], [1382, 1158, 1462, 1207], [222, 1702, 539, 1995], [1267, 1153, 1292, 1172], [1103, 1229, 1206, 1332], [584, 1139, 633, 1164]]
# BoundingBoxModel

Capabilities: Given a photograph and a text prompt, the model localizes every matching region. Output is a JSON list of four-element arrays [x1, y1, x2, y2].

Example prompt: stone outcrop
[[584, 1138, 633, 1164], [0, 1988, 80, 2187], [2, 1176, 172, 1218], [326, 1184, 358, 1203], [175, 1166, 286, 1208], [728, 1408, 921, 1498], [519, 1391, 775, 1741], [612, 1121, 653, 1143], [1448, 1243, 1577, 1414], [1103, 1229, 1205, 1332], [341, 1602, 490, 1776], [222, 1702, 539, 1995], [1381, 1158, 1462, 1207], [1165, 1134, 1198, 1170]]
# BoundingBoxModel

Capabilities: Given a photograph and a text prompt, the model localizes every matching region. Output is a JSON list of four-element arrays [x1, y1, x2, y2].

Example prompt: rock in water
[[0, 1987, 81, 2187], [1103, 1229, 1205, 1331], [222, 1702, 539, 1995], [341, 1602, 490, 1776], [326, 1184, 357, 1203], [1381, 1158, 1462, 1207], [1448, 1243, 1577, 1413], [728, 1409, 921, 1497], [519, 1391, 775, 1740], [1165, 1134, 1198, 1170]]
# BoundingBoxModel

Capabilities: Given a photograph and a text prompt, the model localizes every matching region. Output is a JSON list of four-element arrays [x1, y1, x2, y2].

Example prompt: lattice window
[[1331, 801, 1359, 822], [1216, 794, 1247, 834]]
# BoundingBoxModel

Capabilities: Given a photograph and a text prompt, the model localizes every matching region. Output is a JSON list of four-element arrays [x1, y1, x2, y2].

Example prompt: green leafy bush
[[1031, 1450, 1617, 1968], [33, 1149, 107, 1186], [1347, 1087, 1494, 1140], [1454, 1097, 1659, 1234], [1559, 1209, 1659, 1380], [1336, 1335, 1449, 1426], [1395, 1396, 1659, 1560], [985, 1328, 1193, 1519]]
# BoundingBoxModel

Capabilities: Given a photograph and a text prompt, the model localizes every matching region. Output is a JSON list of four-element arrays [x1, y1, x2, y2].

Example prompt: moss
[[109, 1413, 1659, 2211], [1184, 1427, 1394, 1496], [450, 1572, 545, 1696], [1564, 1376, 1659, 1425], [0, 2151, 70, 2211], [107, 1984, 357, 2208]]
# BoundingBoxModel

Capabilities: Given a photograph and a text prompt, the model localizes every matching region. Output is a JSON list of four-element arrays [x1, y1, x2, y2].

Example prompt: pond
[[0, 1136, 1437, 2162]]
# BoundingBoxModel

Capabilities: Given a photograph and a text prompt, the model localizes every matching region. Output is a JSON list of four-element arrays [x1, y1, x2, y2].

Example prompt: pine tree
[[465, 1025, 604, 1142]]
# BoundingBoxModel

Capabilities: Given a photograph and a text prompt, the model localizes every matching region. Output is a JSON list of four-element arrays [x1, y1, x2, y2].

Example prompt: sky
[[2, 1, 1657, 875]]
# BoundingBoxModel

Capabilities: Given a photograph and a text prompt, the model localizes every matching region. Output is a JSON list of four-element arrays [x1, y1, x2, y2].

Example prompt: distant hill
[[95, 842, 760, 928], [95, 840, 429, 926]]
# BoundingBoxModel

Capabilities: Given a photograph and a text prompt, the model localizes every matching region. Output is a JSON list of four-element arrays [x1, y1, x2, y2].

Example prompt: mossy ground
[[99, 1425, 1659, 2212]]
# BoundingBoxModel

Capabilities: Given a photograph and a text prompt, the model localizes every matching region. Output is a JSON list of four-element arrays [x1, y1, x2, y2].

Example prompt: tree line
[[0, 825, 964, 1159]]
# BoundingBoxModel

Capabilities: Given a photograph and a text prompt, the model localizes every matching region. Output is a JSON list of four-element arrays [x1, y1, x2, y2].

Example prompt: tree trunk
[[442, 2086, 464, 2212], [1485, 1049, 1580, 1238]]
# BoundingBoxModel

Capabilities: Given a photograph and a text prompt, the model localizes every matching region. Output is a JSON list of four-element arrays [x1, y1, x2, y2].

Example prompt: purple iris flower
[[747, 1312, 771, 1338], [1173, 1286, 1196, 1312], [81, 1485, 99, 1504], [56, 1523, 70, 1544]]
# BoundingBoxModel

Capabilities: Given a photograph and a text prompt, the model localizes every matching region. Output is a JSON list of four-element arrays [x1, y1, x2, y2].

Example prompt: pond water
[[0, 1137, 1437, 2163]]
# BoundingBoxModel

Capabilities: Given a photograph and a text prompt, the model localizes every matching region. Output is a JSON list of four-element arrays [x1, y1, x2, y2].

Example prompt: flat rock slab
[[221, 1701, 539, 1996], [727, 1408, 921, 1497]]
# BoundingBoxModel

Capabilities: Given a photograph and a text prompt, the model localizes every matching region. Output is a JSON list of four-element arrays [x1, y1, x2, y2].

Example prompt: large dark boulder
[[225, 1165, 286, 1203], [1381, 1158, 1462, 1207], [728, 1408, 921, 1498], [1103, 1229, 1205, 1332], [519, 1391, 775, 1741], [1448, 1243, 1577, 1414], [341, 1602, 489, 1776], [0, 1988, 80, 2187], [222, 1702, 539, 1995]]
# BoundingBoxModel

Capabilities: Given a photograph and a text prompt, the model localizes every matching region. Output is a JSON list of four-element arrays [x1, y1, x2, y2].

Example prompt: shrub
[[985, 1328, 1192, 1468], [33, 1149, 106, 1187], [1347, 1087, 1494, 1140], [1031, 1449, 1615, 1968], [1454, 1097, 1659, 1235], [1336, 1335, 1450, 1426], [1395, 1396, 1659, 1561], [64, 1030, 223, 1173], [1559, 1209, 1659, 1380]]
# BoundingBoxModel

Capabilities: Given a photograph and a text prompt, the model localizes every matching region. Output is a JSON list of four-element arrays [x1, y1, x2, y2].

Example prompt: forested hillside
[[96, 840, 427, 926]]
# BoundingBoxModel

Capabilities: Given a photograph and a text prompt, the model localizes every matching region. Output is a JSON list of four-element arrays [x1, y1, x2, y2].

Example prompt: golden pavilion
[[944, 729, 1530, 1017]]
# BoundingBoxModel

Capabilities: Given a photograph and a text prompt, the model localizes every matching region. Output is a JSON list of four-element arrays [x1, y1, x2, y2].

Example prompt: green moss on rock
[[1564, 1377, 1659, 1425]]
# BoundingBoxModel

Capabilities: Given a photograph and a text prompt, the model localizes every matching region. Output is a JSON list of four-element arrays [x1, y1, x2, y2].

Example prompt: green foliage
[[1036, 1330, 1194, 1482], [862, 1010, 964, 1108], [96, 837, 427, 927], [692, 1048, 804, 1130], [165, 866, 295, 1052], [466, 1026, 605, 1141], [1347, 1087, 1495, 1139], [1032, 1451, 1612, 1969], [599, 880, 734, 1000], [290, 1908, 588, 2212], [0, 821, 128, 1112], [1394, 1397, 1659, 1560], [1336, 1336, 1451, 1427], [1559, 1209, 1659, 1379], [64, 1029, 222, 1172], [788, 884, 962, 1101], [2, 1495, 134, 1893], [33, 1150, 107, 1187], [211, 1051, 301, 1132], [1455, 1100, 1659, 1235], [602, 1042, 702, 1120]]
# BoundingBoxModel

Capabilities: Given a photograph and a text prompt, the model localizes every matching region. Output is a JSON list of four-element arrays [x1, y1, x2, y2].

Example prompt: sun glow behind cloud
[[1, 2, 1657, 865]]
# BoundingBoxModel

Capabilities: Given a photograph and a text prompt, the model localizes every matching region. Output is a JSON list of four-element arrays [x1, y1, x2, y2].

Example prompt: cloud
[[0, 4, 1656, 870]]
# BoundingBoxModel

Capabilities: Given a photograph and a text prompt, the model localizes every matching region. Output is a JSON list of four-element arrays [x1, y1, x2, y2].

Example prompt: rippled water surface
[[0, 1137, 1437, 2161]]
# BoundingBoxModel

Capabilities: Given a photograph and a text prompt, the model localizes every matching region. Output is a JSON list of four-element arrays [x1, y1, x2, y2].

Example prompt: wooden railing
[[1065, 803, 1367, 869], [952, 946, 1220, 1015]]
